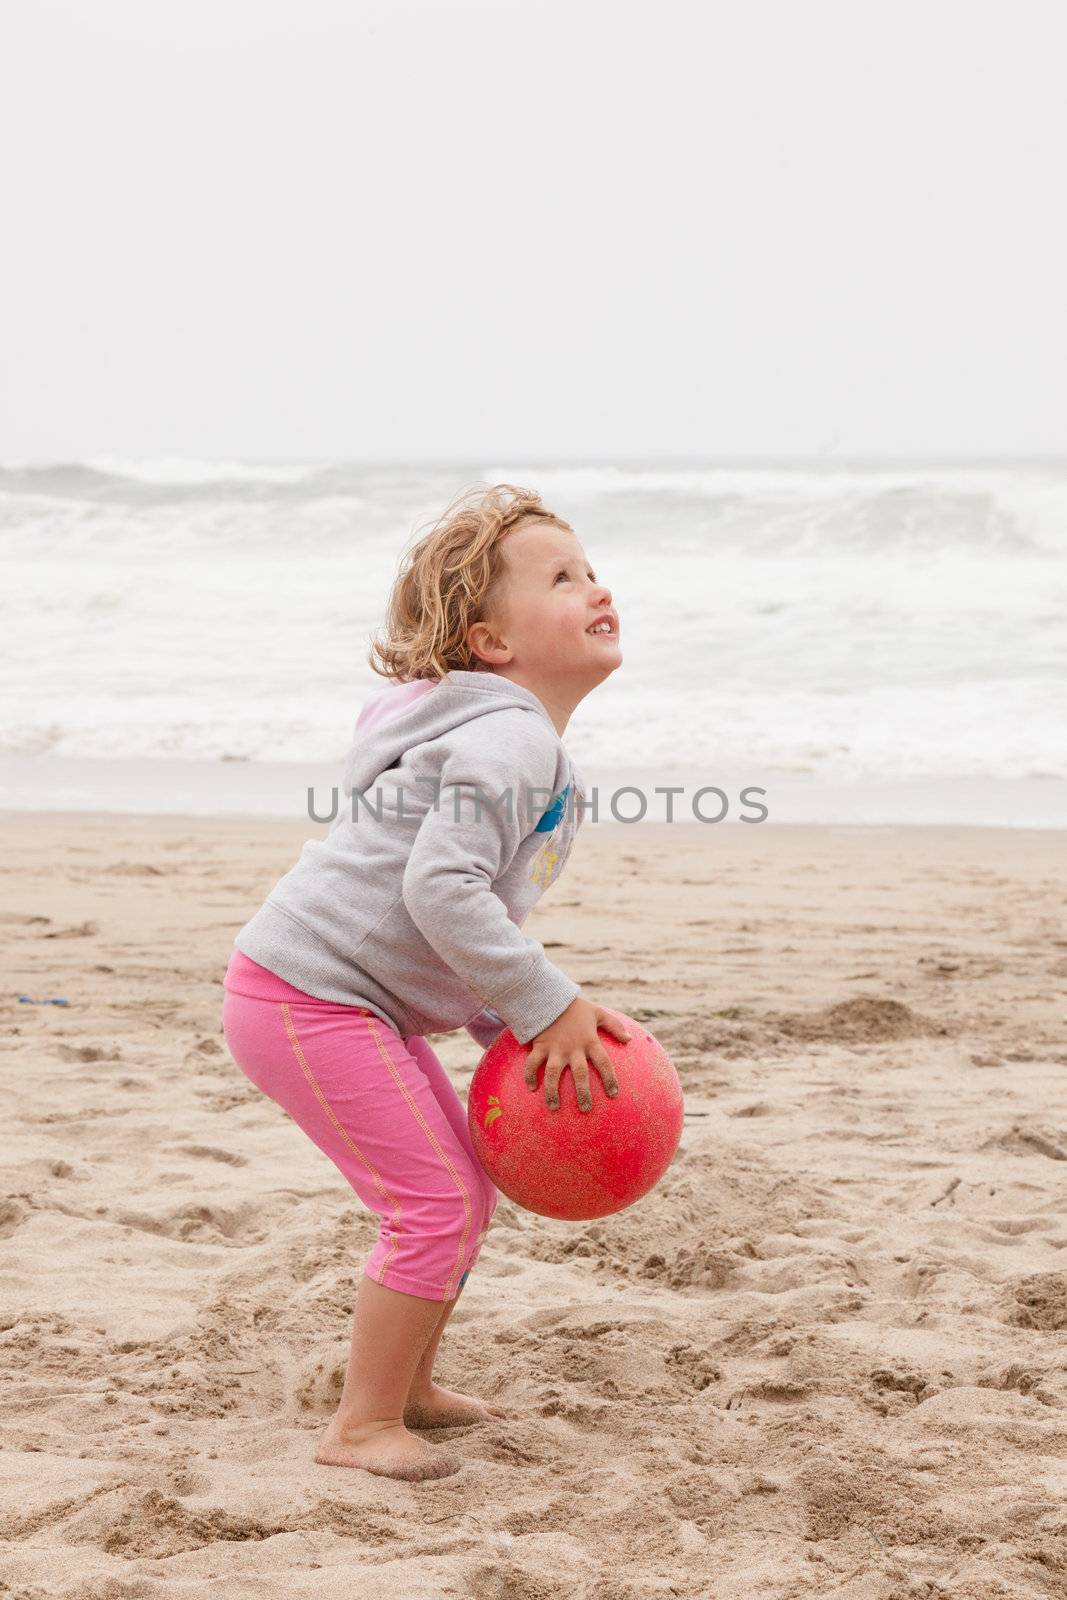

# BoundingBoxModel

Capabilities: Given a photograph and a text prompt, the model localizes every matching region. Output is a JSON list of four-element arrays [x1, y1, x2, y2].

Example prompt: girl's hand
[[524, 996, 631, 1112]]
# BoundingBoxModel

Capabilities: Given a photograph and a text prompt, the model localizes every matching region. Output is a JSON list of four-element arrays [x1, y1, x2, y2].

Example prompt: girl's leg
[[400, 1033, 500, 1401], [221, 990, 494, 1478], [403, 1032, 499, 1269], [335, 1271, 459, 1430]]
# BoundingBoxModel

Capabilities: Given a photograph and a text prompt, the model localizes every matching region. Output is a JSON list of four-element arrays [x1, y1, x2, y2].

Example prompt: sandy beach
[[3, 810, 1066, 1598]]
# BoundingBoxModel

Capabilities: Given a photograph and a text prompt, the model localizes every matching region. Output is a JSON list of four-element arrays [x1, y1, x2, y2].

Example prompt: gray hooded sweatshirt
[[232, 669, 586, 1047]]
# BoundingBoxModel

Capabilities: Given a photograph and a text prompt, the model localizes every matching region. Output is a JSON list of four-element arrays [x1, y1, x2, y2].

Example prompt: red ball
[[467, 1011, 684, 1220]]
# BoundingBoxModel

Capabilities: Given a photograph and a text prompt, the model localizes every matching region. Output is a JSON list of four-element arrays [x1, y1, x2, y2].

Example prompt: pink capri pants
[[221, 950, 498, 1301]]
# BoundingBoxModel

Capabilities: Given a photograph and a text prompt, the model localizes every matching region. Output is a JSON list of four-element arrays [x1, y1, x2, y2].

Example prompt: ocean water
[[4, 458, 1065, 822]]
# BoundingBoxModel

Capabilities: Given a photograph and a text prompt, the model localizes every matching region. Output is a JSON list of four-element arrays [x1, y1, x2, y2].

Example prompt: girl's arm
[[402, 722, 579, 1045]]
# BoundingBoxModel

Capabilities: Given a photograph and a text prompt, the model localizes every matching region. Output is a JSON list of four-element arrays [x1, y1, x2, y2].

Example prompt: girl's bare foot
[[403, 1381, 509, 1429], [314, 1416, 460, 1480]]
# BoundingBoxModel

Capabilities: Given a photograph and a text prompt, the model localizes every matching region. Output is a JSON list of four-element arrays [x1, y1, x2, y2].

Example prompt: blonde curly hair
[[367, 482, 573, 683]]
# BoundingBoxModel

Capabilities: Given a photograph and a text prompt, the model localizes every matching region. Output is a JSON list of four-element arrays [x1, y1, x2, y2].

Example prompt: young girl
[[221, 482, 629, 1483]]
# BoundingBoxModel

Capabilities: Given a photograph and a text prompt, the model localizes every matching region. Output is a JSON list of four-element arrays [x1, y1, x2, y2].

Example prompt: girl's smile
[[585, 610, 619, 640]]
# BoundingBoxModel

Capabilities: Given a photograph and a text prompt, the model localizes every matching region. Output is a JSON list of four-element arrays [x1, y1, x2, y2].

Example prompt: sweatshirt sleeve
[[401, 718, 580, 1045], [464, 1004, 507, 1051]]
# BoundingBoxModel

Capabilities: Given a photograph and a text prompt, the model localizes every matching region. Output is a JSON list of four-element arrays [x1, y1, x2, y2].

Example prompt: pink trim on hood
[[355, 678, 439, 736]]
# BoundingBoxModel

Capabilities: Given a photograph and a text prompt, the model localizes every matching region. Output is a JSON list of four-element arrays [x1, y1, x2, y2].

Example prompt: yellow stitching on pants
[[280, 1001, 404, 1286], [365, 1014, 473, 1299]]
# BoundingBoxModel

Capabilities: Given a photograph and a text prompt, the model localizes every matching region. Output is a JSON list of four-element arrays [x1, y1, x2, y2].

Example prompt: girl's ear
[[466, 618, 509, 668]]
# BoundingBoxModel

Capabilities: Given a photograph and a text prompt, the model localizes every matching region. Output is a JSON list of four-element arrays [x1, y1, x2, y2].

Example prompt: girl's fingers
[[593, 1045, 620, 1097], [571, 1055, 594, 1113], [542, 1058, 564, 1110], [525, 1026, 628, 1109], [595, 1008, 632, 1042]]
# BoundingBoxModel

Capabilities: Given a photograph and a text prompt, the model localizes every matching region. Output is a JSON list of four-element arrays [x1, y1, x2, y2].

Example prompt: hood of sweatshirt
[[342, 669, 583, 803], [233, 664, 588, 1044]]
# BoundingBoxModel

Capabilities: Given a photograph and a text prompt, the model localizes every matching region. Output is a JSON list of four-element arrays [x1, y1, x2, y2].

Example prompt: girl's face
[[474, 519, 621, 687]]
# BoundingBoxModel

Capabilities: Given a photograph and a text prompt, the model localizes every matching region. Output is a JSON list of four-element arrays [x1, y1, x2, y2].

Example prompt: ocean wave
[[3, 460, 1063, 786], [2, 457, 1064, 553], [0, 459, 351, 507]]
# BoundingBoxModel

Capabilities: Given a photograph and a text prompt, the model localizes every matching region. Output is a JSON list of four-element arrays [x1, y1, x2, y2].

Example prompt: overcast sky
[[2, 0, 1064, 462]]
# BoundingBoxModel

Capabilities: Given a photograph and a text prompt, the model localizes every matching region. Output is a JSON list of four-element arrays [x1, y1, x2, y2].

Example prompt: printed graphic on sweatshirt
[[534, 783, 569, 833], [529, 782, 570, 889]]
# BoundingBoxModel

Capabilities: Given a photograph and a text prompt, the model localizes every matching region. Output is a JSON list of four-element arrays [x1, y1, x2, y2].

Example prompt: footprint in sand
[[196, 1086, 262, 1112], [173, 1144, 249, 1167], [55, 1043, 123, 1063], [111, 1200, 264, 1245], [1011, 1272, 1067, 1331], [870, 1366, 930, 1401], [665, 1342, 722, 1392], [88, 1485, 279, 1559], [640, 1244, 739, 1291], [0, 1198, 29, 1238], [517, 1306, 573, 1332], [983, 1123, 1067, 1161]]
